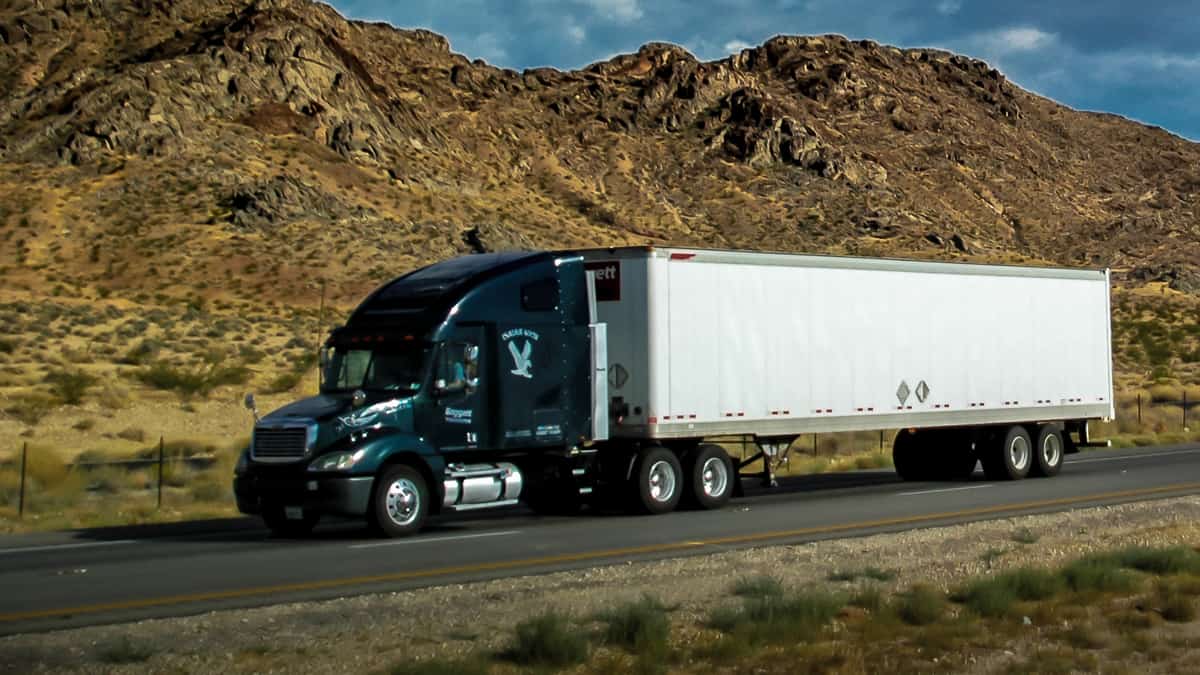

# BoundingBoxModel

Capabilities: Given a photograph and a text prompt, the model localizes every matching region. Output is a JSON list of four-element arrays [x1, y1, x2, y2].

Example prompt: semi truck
[[233, 247, 1114, 537]]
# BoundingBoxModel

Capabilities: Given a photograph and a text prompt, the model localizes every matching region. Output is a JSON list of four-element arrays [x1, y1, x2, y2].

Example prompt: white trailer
[[581, 246, 1113, 494]]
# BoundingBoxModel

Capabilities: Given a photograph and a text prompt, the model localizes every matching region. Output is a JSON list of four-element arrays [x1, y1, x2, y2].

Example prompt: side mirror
[[243, 392, 259, 423]]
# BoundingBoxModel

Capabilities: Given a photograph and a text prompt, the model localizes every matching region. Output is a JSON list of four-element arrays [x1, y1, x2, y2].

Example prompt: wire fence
[[2, 437, 231, 522]]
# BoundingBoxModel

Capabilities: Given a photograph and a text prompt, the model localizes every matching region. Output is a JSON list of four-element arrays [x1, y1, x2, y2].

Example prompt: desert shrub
[[732, 575, 783, 598], [45, 369, 97, 405], [504, 611, 588, 667], [709, 588, 844, 644], [117, 427, 146, 442], [849, 584, 885, 612], [5, 393, 57, 427], [136, 361, 250, 397], [829, 567, 895, 582], [189, 479, 228, 503], [895, 584, 945, 625], [119, 339, 162, 365], [95, 636, 154, 664], [1060, 558, 1140, 593], [599, 595, 670, 655]]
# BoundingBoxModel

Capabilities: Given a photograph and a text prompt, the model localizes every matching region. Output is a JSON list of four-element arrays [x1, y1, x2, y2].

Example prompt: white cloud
[[723, 39, 753, 53], [456, 32, 510, 65], [565, 20, 586, 45], [584, 0, 642, 22], [967, 26, 1056, 56], [936, 0, 961, 15]]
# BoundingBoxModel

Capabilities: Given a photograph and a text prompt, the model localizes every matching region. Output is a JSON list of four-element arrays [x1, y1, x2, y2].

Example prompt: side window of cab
[[436, 342, 479, 394]]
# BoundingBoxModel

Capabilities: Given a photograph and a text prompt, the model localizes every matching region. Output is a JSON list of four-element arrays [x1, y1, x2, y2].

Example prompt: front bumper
[[234, 471, 374, 517]]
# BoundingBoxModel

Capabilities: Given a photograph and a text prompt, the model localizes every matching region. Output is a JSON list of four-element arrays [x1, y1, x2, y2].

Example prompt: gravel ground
[[3, 496, 1200, 673]]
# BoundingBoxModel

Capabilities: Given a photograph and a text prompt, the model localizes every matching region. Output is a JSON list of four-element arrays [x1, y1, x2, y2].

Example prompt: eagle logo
[[508, 339, 533, 378]]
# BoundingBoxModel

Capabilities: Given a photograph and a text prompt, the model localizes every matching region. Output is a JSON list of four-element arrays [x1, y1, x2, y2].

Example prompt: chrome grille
[[253, 426, 309, 461]]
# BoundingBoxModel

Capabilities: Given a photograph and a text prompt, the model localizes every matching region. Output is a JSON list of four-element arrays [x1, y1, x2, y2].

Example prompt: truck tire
[[369, 464, 429, 537], [892, 429, 926, 481], [262, 506, 320, 537], [980, 426, 1033, 481], [1031, 425, 1065, 477], [683, 444, 734, 510], [631, 446, 683, 514]]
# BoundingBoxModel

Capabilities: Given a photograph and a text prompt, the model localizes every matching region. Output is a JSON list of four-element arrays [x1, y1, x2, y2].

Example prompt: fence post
[[157, 436, 164, 509], [1184, 390, 1189, 431], [18, 442, 27, 519], [879, 430, 884, 452], [1137, 393, 1142, 425]]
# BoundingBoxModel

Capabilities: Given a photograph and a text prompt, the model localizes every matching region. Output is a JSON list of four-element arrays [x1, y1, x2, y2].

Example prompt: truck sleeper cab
[[234, 247, 1114, 537]]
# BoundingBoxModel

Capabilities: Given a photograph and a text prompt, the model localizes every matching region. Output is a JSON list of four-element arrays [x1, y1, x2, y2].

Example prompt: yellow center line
[[3, 482, 1199, 624]]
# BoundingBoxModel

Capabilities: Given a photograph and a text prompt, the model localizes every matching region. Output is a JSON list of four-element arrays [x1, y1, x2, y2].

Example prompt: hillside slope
[[0, 0, 1197, 455]]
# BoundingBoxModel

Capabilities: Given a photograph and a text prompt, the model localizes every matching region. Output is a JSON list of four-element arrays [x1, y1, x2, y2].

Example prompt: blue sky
[[330, 0, 1200, 141]]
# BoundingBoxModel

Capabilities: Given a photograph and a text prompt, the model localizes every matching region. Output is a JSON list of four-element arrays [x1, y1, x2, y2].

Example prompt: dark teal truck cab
[[233, 251, 610, 536]]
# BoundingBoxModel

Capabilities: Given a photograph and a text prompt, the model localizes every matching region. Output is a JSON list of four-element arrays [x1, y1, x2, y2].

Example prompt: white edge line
[[0, 540, 137, 555], [349, 530, 521, 549], [899, 484, 995, 497], [1068, 449, 1200, 464]]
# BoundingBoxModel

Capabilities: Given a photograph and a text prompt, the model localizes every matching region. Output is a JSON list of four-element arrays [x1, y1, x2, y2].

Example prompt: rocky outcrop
[[0, 0, 1198, 301]]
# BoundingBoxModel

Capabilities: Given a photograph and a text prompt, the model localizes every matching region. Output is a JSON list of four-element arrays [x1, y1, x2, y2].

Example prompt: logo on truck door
[[502, 328, 540, 379]]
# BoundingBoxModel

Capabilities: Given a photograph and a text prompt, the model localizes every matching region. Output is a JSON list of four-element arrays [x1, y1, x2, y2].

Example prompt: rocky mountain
[[3, 0, 1200, 311]]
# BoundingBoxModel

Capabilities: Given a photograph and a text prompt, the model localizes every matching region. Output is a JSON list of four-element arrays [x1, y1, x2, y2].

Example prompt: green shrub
[[829, 567, 895, 582], [849, 584, 885, 612], [709, 589, 844, 644], [96, 636, 154, 664], [504, 611, 588, 668], [599, 595, 670, 655], [45, 369, 98, 405], [732, 575, 783, 598], [1111, 546, 1200, 576], [135, 361, 250, 397], [895, 584, 945, 625], [1060, 558, 1140, 593]]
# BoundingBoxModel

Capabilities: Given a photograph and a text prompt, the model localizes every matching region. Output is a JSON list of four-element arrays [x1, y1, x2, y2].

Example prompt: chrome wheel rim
[[701, 457, 729, 498], [1009, 436, 1030, 472], [385, 478, 421, 526], [1041, 433, 1061, 469], [647, 460, 677, 503]]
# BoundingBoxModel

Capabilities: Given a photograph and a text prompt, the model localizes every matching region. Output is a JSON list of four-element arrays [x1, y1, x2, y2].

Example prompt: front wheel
[[631, 446, 682, 514], [369, 465, 429, 538], [683, 444, 734, 510]]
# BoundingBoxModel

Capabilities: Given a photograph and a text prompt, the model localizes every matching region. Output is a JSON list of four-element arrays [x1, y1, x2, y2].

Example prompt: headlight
[[234, 450, 250, 475], [308, 449, 367, 472]]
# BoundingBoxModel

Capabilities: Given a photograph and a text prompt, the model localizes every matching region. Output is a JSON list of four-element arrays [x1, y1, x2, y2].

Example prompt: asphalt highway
[[1, 444, 1198, 635]]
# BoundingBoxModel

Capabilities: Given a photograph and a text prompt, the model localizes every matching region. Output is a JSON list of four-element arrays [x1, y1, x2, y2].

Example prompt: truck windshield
[[321, 346, 429, 394]]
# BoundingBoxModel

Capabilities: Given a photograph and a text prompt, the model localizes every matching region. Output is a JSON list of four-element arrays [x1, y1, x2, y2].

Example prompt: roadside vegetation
[[0, 439, 243, 533], [377, 544, 1200, 674]]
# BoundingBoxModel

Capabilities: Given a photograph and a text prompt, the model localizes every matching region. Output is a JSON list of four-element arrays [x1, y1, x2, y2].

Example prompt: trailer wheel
[[1031, 425, 1065, 478], [892, 429, 926, 481], [631, 446, 683, 514], [981, 426, 1033, 481], [683, 444, 734, 510], [262, 506, 320, 537], [369, 464, 428, 537]]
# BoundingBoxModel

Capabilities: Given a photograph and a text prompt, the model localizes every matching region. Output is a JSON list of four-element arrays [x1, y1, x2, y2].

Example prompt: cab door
[[431, 325, 490, 452]]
